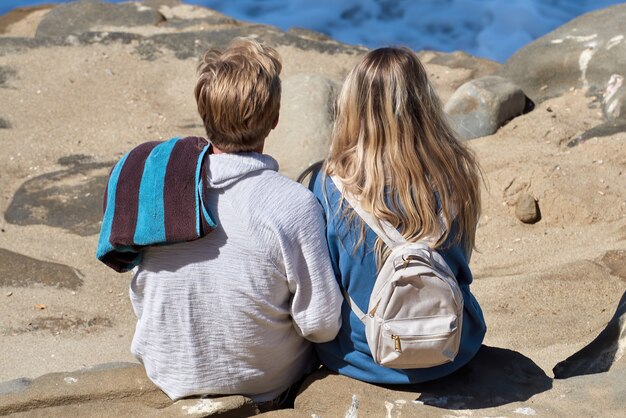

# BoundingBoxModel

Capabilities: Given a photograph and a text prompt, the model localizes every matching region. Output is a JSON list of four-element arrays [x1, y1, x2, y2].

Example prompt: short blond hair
[[194, 38, 282, 153]]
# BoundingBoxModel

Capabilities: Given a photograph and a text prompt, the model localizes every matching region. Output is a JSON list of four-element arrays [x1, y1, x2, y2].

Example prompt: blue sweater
[[310, 170, 486, 383]]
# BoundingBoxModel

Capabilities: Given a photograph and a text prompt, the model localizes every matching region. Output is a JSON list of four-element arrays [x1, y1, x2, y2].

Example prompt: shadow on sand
[[553, 290, 626, 379], [398, 345, 552, 409], [298, 345, 552, 411]]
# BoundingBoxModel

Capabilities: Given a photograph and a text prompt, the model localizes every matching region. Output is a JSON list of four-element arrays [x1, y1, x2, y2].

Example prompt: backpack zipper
[[391, 334, 402, 352]]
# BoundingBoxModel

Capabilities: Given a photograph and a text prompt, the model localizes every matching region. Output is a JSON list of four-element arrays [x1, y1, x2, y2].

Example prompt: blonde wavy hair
[[325, 47, 482, 264], [195, 37, 282, 152]]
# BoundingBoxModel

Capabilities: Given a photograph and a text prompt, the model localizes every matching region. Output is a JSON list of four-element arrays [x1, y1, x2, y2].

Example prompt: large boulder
[[444, 76, 527, 140], [265, 74, 338, 180], [499, 4, 626, 104], [35, 0, 164, 38]]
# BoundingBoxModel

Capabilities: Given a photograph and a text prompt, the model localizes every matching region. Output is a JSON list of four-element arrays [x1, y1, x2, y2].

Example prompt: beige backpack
[[331, 176, 463, 369]]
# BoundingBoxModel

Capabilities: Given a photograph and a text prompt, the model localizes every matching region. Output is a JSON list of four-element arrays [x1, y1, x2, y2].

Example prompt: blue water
[[1, 0, 623, 62]]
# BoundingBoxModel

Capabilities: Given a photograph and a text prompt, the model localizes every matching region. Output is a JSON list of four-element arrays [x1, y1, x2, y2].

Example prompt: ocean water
[[1, 0, 623, 62]]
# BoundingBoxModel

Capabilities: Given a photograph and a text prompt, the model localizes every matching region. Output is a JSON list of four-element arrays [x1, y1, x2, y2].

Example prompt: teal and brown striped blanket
[[96, 136, 216, 272]]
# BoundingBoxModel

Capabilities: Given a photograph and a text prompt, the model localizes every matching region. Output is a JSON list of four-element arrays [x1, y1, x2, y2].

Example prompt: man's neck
[[212, 142, 265, 155]]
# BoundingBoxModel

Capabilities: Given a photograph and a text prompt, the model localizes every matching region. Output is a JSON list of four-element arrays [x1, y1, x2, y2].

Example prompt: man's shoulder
[[235, 169, 322, 224], [258, 170, 320, 213]]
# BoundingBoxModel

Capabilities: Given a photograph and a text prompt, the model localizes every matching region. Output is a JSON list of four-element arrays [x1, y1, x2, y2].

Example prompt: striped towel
[[97, 136, 216, 272]]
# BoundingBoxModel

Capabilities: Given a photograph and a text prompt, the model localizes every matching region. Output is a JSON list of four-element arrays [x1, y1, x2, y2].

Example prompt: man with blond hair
[[128, 38, 342, 407]]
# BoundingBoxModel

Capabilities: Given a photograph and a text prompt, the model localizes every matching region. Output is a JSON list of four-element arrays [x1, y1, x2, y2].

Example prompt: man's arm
[[277, 191, 343, 343]]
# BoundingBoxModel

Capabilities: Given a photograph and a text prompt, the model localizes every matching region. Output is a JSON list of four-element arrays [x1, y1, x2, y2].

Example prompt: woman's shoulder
[[308, 166, 340, 206]]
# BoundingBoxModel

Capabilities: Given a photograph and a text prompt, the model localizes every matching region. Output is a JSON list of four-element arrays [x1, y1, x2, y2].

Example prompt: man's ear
[[271, 114, 279, 129]]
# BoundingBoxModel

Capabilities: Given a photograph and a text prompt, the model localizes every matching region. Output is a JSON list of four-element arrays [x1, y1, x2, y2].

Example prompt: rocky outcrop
[[0, 363, 257, 416], [0, 1, 367, 60], [34, 1, 164, 38], [500, 4, 626, 104]]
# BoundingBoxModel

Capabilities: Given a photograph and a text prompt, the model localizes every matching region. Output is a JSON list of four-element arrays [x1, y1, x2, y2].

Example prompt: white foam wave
[[1, 0, 623, 62], [197, 0, 623, 62]]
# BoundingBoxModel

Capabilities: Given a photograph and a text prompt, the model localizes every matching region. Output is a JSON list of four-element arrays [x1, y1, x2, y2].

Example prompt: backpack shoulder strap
[[330, 175, 406, 249], [342, 289, 367, 320]]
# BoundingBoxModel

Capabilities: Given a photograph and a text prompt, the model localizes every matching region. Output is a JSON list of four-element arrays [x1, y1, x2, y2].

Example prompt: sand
[[0, 4, 624, 415]]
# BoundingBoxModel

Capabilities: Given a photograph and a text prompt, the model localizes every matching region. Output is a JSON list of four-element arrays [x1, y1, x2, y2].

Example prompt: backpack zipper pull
[[392, 335, 402, 352], [401, 254, 419, 269]]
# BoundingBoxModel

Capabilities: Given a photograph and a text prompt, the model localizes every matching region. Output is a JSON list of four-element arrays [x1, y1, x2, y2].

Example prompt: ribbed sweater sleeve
[[273, 191, 343, 343]]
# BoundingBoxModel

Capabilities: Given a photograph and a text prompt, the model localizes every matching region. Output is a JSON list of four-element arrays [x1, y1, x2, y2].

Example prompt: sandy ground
[[0, 5, 625, 395]]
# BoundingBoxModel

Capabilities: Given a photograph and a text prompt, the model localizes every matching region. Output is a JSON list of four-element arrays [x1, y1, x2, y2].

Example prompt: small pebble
[[6, 292, 12, 297]]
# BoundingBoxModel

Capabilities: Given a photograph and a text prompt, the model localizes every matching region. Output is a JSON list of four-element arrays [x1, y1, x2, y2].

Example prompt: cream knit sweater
[[130, 152, 342, 402]]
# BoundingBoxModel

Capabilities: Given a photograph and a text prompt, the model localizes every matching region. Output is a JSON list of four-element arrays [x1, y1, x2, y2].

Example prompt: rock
[[444, 76, 527, 140], [500, 4, 626, 104], [265, 74, 338, 179], [0, 362, 258, 416], [1, 25, 364, 61], [603, 74, 626, 125], [257, 410, 311, 417], [0, 248, 82, 289], [4, 157, 112, 236], [1, 2, 366, 59], [553, 290, 626, 379], [0, 363, 163, 415], [143, 0, 181, 8], [295, 346, 551, 416], [156, 3, 238, 27], [0, 117, 10, 129], [35, 0, 165, 38], [515, 193, 541, 224], [172, 397, 257, 417]]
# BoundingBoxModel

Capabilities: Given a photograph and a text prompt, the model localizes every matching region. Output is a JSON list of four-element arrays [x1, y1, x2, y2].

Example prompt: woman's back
[[310, 171, 486, 383], [313, 46, 486, 383]]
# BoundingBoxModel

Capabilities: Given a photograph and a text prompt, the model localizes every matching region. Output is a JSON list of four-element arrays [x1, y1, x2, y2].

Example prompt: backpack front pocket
[[376, 315, 460, 368]]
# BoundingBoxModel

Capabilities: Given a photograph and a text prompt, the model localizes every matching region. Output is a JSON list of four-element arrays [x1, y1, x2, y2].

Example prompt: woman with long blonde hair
[[309, 47, 486, 383]]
